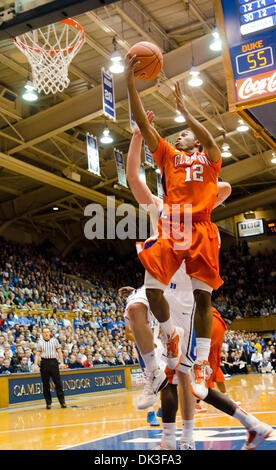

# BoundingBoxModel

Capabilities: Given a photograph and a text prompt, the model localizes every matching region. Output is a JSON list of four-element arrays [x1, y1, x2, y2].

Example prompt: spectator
[[251, 350, 263, 373], [224, 351, 236, 376], [83, 354, 93, 368], [15, 356, 31, 374], [62, 349, 70, 367], [63, 313, 72, 328], [93, 353, 104, 366], [0, 358, 14, 374], [75, 353, 84, 368], [68, 354, 78, 369], [270, 346, 276, 373]]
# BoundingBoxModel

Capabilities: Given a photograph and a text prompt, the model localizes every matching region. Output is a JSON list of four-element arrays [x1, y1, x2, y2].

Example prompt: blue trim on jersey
[[144, 238, 158, 250], [135, 345, 145, 373], [161, 168, 167, 197], [190, 328, 197, 362], [180, 301, 196, 367]]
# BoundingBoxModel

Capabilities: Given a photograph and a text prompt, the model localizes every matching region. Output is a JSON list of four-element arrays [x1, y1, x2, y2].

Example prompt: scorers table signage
[[215, 0, 276, 109], [8, 368, 125, 404]]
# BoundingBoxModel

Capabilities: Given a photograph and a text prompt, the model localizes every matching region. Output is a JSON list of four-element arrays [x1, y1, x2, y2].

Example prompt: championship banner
[[87, 134, 100, 176], [101, 67, 116, 121], [114, 149, 127, 188], [157, 173, 163, 200], [140, 163, 146, 184], [128, 92, 136, 130], [144, 142, 154, 167]]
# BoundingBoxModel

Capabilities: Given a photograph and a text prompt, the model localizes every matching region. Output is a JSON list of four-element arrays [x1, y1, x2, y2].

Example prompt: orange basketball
[[128, 41, 163, 80]]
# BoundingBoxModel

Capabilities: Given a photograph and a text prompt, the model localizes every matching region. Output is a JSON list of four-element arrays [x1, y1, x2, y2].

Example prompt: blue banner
[[8, 369, 126, 404], [87, 134, 100, 176], [144, 142, 154, 167], [114, 149, 127, 188], [102, 68, 116, 121], [157, 173, 163, 200]]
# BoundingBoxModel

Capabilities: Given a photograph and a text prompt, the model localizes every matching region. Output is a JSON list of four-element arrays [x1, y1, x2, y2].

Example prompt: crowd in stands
[[213, 243, 276, 322], [0, 309, 141, 374], [0, 238, 275, 376], [220, 330, 276, 377], [0, 239, 144, 375]]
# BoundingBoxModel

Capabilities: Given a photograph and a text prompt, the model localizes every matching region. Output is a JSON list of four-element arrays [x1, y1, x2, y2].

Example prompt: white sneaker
[[190, 360, 212, 400], [152, 442, 176, 450], [137, 368, 168, 410], [242, 422, 273, 450], [166, 326, 185, 370], [179, 440, 196, 450]]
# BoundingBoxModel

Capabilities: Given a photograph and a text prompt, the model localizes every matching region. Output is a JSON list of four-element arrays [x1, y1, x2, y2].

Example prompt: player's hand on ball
[[125, 53, 140, 84]]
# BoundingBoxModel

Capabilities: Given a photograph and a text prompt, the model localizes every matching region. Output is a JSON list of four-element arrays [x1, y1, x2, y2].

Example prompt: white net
[[12, 18, 85, 95]]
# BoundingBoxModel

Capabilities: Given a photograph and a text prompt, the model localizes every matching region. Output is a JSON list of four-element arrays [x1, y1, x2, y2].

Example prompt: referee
[[34, 326, 67, 409]]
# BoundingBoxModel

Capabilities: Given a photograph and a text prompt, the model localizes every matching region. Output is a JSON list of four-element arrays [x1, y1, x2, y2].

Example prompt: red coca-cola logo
[[237, 70, 276, 101]]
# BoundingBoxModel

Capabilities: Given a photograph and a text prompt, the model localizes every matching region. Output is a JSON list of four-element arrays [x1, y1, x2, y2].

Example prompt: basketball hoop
[[12, 18, 85, 95]]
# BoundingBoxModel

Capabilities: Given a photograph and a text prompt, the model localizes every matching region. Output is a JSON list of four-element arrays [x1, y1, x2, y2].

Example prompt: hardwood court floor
[[0, 373, 275, 450]]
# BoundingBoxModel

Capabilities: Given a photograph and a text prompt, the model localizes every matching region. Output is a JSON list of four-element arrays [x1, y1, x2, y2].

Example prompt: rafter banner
[[101, 68, 116, 121], [114, 149, 127, 188], [87, 134, 100, 176]]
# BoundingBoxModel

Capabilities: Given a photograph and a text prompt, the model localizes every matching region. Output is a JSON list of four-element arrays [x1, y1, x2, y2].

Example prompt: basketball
[[128, 41, 163, 80]]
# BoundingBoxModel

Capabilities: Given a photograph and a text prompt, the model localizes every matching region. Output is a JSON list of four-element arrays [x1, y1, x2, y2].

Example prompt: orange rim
[[11, 18, 85, 55]]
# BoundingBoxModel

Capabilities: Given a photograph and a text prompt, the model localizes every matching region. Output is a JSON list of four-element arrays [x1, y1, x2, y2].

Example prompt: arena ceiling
[[0, 0, 275, 248]]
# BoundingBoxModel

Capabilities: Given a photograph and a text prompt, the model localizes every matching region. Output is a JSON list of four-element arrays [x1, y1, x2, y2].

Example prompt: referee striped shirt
[[37, 338, 61, 359]]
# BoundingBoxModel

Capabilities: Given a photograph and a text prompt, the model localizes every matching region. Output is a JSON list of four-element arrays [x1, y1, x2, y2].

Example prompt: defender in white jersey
[[124, 261, 195, 376]]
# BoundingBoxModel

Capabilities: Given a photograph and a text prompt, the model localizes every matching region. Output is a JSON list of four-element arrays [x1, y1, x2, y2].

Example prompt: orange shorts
[[137, 217, 223, 290], [207, 311, 227, 388]]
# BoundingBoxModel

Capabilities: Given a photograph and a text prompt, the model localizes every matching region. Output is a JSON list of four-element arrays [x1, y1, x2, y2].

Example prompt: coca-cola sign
[[236, 70, 276, 101]]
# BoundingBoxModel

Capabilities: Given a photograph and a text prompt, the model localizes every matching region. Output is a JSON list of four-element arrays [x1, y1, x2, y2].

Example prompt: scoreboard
[[238, 1, 276, 37], [214, 0, 276, 149]]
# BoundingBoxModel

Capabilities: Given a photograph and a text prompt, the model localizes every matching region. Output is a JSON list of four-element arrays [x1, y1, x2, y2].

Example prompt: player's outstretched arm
[[127, 111, 159, 208], [125, 54, 160, 154], [173, 81, 221, 163], [214, 182, 232, 208]]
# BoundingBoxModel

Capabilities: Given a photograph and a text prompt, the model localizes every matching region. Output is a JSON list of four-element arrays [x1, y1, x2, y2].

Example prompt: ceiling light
[[188, 66, 203, 87], [271, 153, 276, 164], [237, 119, 249, 132], [109, 61, 125, 74], [174, 110, 186, 123], [109, 38, 125, 74], [221, 139, 232, 157], [53, 207, 59, 211], [210, 27, 222, 51], [100, 128, 113, 144], [222, 142, 230, 151], [221, 150, 232, 158], [155, 168, 161, 174], [22, 80, 38, 102]]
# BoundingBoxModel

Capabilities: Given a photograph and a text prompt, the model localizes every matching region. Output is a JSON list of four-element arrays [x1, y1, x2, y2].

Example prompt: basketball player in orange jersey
[[121, 112, 232, 449], [125, 54, 223, 400]]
